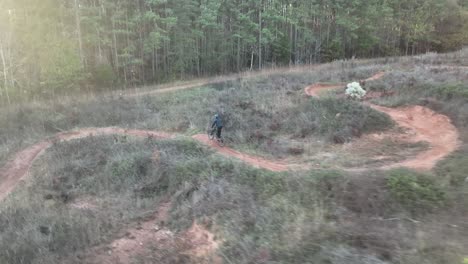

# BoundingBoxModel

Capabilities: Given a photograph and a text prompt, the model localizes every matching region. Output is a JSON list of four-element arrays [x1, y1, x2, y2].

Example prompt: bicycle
[[208, 126, 225, 147]]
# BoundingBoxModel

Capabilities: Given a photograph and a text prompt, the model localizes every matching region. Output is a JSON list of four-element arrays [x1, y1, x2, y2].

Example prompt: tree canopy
[[0, 0, 467, 102]]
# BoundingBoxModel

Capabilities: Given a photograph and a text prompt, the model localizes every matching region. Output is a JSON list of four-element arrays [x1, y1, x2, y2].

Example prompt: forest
[[0, 0, 467, 103]]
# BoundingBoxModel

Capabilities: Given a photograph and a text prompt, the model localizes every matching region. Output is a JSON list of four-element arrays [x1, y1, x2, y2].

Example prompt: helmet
[[214, 114, 219, 118]]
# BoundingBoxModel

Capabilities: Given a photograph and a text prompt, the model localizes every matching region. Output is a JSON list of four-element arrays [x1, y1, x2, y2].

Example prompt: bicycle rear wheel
[[217, 137, 225, 147]]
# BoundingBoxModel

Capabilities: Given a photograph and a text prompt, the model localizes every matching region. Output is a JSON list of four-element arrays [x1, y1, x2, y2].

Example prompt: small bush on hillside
[[387, 169, 446, 213], [290, 98, 394, 142], [345, 82, 367, 99]]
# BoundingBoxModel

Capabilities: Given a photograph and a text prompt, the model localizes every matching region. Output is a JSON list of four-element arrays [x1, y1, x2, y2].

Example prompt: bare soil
[[83, 201, 221, 264]]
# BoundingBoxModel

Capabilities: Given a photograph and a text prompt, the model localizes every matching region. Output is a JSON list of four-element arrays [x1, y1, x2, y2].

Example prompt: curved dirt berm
[[305, 72, 460, 171], [0, 141, 52, 201], [371, 104, 459, 170], [304, 72, 385, 97]]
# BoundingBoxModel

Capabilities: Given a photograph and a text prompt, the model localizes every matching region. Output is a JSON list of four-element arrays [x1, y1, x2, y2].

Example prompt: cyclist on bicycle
[[211, 113, 223, 140]]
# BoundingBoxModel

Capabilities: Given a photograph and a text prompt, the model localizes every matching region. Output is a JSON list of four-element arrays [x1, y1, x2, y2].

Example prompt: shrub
[[387, 168, 446, 213], [345, 82, 367, 99], [291, 98, 394, 142]]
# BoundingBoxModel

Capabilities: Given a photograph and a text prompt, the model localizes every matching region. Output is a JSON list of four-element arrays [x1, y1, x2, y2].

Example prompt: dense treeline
[[0, 0, 467, 103]]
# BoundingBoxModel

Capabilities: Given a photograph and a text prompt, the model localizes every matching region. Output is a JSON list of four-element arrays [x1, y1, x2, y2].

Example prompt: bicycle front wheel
[[208, 129, 215, 140]]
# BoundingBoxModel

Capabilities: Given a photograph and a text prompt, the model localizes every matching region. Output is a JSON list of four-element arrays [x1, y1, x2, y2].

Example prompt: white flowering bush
[[345, 82, 366, 99]]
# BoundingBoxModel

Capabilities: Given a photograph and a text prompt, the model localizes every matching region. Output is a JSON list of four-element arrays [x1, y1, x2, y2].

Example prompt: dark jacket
[[212, 116, 223, 128]]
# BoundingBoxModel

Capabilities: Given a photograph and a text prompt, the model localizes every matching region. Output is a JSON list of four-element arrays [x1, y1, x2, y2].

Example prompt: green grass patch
[[387, 168, 446, 213], [435, 147, 468, 186], [431, 84, 468, 100]]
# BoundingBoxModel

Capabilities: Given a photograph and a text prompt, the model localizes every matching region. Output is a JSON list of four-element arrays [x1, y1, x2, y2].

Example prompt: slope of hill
[[1, 50, 468, 263]]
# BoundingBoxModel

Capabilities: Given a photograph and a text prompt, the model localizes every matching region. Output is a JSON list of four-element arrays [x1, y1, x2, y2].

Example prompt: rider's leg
[[217, 126, 223, 139]]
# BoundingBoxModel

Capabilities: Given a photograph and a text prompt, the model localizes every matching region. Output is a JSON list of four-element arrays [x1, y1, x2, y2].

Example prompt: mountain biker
[[211, 113, 223, 140]]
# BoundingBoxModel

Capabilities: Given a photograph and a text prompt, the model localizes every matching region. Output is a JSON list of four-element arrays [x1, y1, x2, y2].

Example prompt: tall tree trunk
[[95, 0, 103, 63], [236, 37, 241, 71], [196, 36, 201, 76], [294, 24, 298, 64], [139, 28, 145, 84], [0, 42, 10, 105], [258, 3, 262, 69], [250, 50, 254, 71], [112, 18, 119, 69], [74, 0, 85, 67], [152, 48, 156, 81], [125, 11, 131, 87], [405, 38, 409, 56]]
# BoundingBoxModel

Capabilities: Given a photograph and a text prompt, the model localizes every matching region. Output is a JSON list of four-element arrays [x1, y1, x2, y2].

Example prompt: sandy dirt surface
[[370, 104, 460, 170], [0, 141, 52, 201], [192, 134, 292, 171], [84, 201, 221, 264]]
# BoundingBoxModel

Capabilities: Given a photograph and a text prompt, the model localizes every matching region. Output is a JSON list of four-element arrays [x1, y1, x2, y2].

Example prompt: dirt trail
[[123, 64, 323, 98], [0, 71, 461, 203], [304, 71, 385, 97], [0, 141, 52, 201], [305, 71, 460, 171], [0, 128, 173, 203], [192, 134, 291, 171], [0, 128, 302, 205], [370, 104, 459, 170]]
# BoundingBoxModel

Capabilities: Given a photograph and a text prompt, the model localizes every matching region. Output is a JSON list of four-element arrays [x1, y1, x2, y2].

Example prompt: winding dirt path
[[0, 128, 293, 204], [0, 71, 461, 203], [305, 72, 460, 171], [122, 64, 323, 98], [304, 71, 385, 97], [370, 105, 459, 170], [0, 128, 173, 202], [192, 134, 291, 171], [0, 141, 52, 201]]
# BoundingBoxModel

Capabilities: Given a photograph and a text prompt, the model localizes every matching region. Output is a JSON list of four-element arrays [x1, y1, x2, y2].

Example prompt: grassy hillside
[[1, 50, 468, 263], [0, 61, 394, 168], [2, 135, 466, 264]]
